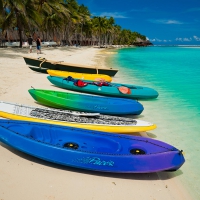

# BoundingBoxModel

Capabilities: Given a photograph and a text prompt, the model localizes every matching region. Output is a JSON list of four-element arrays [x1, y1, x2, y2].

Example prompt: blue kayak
[[47, 76, 159, 100], [0, 120, 185, 173], [28, 89, 144, 115]]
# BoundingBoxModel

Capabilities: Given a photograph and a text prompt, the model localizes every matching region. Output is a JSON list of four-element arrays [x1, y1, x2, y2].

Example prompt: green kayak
[[28, 89, 144, 115]]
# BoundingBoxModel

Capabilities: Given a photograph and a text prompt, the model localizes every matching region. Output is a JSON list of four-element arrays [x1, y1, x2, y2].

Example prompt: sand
[[0, 46, 192, 200]]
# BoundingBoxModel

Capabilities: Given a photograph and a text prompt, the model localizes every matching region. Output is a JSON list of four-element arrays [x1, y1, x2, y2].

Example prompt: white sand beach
[[0, 46, 192, 200]]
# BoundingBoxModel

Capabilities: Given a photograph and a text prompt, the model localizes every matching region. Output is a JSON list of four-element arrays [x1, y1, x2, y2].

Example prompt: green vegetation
[[0, 0, 147, 47]]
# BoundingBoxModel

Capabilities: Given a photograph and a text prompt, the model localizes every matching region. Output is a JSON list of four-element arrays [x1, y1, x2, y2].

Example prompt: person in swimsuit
[[36, 36, 41, 54], [27, 35, 33, 53]]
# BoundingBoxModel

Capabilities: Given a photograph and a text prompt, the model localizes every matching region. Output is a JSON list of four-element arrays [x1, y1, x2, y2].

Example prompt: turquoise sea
[[109, 46, 200, 199]]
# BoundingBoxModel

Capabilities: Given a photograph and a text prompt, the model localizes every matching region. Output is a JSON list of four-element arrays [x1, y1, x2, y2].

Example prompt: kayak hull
[[0, 101, 156, 134], [47, 76, 159, 100], [28, 89, 144, 115], [47, 70, 112, 82], [29, 66, 47, 74], [0, 120, 185, 173], [24, 56, 118, 76]]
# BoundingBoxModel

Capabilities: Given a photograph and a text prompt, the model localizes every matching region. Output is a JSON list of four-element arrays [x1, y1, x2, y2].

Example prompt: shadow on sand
[[0, 142, 183, 181]]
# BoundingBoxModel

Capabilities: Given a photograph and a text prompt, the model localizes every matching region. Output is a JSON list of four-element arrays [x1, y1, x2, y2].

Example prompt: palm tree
[[0, 0, 69, 47], [0, 0, 149, 47], [2, 0, 26, 47], [93, 16, 107, 47], [86, 18, 98, 46], [1, 0, 41, 47], [36, 0, 69, 42], [112, 25, 121, 45], [63, 0, 80, 45], [0, 0, 3, 15], [78, 4, 90, 46], [104, 17, 115, 46]]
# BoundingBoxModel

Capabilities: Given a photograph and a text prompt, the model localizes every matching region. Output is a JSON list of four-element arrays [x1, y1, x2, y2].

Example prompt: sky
[[77, 0, 200, 45]]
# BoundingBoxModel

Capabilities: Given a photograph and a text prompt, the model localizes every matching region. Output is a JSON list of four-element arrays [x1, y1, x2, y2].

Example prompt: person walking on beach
[[27, 35, 33, 53], [36, 36, 41, 54]]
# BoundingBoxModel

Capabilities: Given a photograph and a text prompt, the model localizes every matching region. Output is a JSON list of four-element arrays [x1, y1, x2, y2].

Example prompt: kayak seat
[[29, 127, 58, 145], [93, 81, 110, 87], [74, 79, 88, 87], [63, 76, 75, 82], [118, 86, 131, 94]]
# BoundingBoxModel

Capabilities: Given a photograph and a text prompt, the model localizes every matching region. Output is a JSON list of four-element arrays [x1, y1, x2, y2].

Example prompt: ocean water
[[109, 46, 200, 199]]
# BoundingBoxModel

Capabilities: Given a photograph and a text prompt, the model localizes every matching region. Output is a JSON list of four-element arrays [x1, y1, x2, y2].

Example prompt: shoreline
[[107, 47, 193, 200], [0, 46, 192, 200]]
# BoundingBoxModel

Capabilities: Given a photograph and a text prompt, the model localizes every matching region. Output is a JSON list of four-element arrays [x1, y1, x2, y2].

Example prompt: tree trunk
[[81, 23, 83, 46], [18, 28, 23, 48], [42, 31, 45, 41], [15, 9, 23, 48], [76, 28, 78, 46], [99, 30, 101, 47]]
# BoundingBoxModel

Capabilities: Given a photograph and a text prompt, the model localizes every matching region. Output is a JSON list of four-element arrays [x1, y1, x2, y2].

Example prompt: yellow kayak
[[0, 102, 156, 134], [47, 70, 112, 82]]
